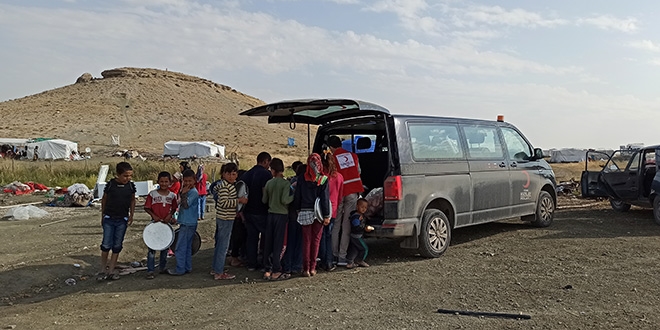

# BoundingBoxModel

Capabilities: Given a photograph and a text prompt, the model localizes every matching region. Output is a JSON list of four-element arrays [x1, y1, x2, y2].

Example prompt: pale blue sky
[[1, 0, 659, 149]]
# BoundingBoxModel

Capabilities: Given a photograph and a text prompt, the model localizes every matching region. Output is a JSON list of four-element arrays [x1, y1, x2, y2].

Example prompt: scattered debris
[[4, 205, 49, 220]]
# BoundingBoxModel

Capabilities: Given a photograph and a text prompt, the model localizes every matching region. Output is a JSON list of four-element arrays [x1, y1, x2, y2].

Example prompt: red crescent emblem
[[522, 170, 530, 189]]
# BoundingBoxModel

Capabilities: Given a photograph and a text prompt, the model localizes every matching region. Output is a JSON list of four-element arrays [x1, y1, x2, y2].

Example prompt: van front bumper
[[371, 218, 418, 237]]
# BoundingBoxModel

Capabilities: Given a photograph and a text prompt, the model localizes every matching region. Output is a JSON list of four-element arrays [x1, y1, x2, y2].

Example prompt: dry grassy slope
[[0, 67, 312, 164]]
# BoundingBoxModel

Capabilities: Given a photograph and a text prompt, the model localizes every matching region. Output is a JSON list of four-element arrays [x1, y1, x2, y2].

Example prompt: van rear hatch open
[[239, 99, 390, 125]]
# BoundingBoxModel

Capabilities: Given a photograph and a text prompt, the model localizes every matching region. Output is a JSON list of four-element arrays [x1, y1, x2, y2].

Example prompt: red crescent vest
[[333, 147, 363, 197]]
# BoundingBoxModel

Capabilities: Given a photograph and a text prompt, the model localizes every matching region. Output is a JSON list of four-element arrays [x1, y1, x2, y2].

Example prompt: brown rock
[[75, 72, 93, 83]]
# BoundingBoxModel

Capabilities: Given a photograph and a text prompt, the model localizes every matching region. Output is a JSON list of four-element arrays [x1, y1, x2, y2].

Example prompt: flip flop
[[96, 273, 107, 281], [272, 273, 291, 281], [107, 273, 120, 280]]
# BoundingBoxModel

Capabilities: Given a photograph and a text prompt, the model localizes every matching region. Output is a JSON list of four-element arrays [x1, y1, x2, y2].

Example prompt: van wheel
[[418, 209, 451, 258], [523, 191, 555, 227], [653, 196, 660, 225], [609, 198, 631, 212]]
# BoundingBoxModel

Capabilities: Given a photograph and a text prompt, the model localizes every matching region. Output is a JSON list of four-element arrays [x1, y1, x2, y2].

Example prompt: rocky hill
[[0, 67, 312, 163]]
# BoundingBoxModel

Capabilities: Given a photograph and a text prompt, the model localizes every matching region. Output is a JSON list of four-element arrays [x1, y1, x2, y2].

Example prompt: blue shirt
[[177, 187, 199, 226]]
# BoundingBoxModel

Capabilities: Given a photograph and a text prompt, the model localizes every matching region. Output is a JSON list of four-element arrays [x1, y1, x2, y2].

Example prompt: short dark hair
[[328, 136, 342, 148], [158, 171, 171, 181], [357, 198, 368, 206], [270, 158, 284, 173], [221, 162, 238, 174], [291, 160, 303, 172], [296, 164, 307, 177], [182, 169, 195, 178], [179, 161, 190, 171], [256, 152, 272, 164], [116, 161, 133, 174]]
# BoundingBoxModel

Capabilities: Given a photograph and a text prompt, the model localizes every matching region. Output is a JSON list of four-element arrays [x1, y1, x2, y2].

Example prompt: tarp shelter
[[163, 141, 225, 159], [548, 148, 586, 163], [0, 138, 30, 147], [27, 139, 78, 160]]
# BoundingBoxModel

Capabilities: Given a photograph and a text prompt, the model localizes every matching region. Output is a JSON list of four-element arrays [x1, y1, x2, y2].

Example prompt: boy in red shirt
[[144, 171, 179, 279]]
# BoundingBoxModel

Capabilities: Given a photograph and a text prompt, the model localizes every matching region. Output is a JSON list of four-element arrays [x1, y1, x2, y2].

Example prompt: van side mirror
[[533, 148, 543, 160]]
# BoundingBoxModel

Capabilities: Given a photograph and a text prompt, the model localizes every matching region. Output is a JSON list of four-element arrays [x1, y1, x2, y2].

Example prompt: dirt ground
[[2, 192, 660, 330]]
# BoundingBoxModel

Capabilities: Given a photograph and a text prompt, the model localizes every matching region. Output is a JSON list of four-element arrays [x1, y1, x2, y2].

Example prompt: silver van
[[241, 99, 556, 257]]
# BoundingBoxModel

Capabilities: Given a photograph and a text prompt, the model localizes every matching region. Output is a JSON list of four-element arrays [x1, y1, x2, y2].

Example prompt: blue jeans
[[283, 213, 303, 273], [198, 196, 207, 219], [174, 224, 197, 274], [212, 219, 234, 274], [147, 249, 168, 272], [100, 216, 128, 253], [318, 218, 334, 267], [244, 213, 267, 269]]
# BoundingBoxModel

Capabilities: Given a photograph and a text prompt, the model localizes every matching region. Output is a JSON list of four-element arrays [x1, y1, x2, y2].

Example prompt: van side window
[[409, 124, 463, 160], [462, 125, 504, 159], [501, 127, 532, 161]]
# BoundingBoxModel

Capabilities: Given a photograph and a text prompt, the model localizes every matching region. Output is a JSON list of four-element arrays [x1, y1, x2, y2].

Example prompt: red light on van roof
[[497, 115, 504, 122]]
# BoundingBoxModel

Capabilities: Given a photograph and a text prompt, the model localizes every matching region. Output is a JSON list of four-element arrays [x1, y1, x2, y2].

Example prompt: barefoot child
[[346, 198, 373, 269], [144, 171, 178, 279], [98, 162, 136, 281], [168, 169, 199, 275]]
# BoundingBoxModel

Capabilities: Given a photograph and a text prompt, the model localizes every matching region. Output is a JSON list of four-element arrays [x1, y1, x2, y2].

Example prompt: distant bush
[[0, 159, 231, 188]]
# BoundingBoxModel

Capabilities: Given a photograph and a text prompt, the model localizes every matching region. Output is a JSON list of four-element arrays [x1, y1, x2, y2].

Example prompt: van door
[[461, 124, 511, 223], [501, 127, 541, 216]]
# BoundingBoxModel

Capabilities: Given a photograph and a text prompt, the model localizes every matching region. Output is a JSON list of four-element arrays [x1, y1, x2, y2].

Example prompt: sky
[[1, 0, 659, 150]]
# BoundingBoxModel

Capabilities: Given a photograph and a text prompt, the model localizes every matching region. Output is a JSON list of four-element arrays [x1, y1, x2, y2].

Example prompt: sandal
[[277, 273, 291, 280], [96, 272, 107, 281], [302, 271, 310, 277], [345, 263, 357, 269], [108, 273, 120, 280], [263, 271, 271, 280], [269, 272, 282, 280], [310, 270, 317, 276], [146, 272, 155, 280]]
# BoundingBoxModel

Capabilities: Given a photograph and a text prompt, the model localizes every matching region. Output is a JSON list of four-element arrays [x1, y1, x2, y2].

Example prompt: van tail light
[[384, 175, 402, 201]]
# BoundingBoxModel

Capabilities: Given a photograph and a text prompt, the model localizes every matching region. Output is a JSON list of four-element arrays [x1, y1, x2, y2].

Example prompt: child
[[319, 155, 343, 271], [211, 163, 247, 280], [196, 164, 208, 220], [98, 162, 136, 281], [169, 172, 182, 194], [283, 163, 306, 276], [345, 198, 373, 269], [144, 171, 178, 279], [294, 154, 331, 277], [168, 169, 199, 276], [262, 158, 294, 280]]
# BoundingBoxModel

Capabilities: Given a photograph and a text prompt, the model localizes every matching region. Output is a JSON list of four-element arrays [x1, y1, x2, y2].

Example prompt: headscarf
[[196, 164, 205, 182], [304, 153, 327, 186]]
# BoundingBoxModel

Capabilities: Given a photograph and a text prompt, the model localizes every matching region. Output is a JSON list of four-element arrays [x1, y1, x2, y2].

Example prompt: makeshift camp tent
[[26, 139, 78, 160], [548, 148, 586, 163], [163, 140, 225, 159], [0, 138, 30, 147]]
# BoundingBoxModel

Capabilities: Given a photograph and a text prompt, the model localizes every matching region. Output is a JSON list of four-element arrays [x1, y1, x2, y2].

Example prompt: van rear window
[[409, 124, 463, 160]]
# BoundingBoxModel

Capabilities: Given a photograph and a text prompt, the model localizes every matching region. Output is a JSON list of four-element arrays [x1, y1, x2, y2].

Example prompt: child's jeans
[[147, 248, 168, 273], [100, 215, 128, 253], [346, 235, 368, 263], [212, 218, 234, 274], [174, 224, 197, 274]]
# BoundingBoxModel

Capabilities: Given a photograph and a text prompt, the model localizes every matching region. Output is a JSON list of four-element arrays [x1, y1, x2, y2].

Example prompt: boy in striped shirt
[[211, 163, 247, 280]]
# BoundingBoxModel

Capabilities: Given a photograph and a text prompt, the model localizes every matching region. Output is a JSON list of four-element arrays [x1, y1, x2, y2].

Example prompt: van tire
[[418, 209, 451, 258], [653, 196, 660, 225], [524, 191, 555, 227], [609, 198, 631, 212]]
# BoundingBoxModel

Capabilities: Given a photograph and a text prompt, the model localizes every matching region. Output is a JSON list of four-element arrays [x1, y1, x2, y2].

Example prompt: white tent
[[163, 140, 225, 159], [548, 148, 586, 163], [163, 141, 188, 156], [0, 138, 30, 146], [27, 139, 78, 160]]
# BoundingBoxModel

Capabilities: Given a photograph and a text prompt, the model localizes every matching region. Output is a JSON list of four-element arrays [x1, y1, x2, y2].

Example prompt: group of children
[[98, 145, 372, 281]]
